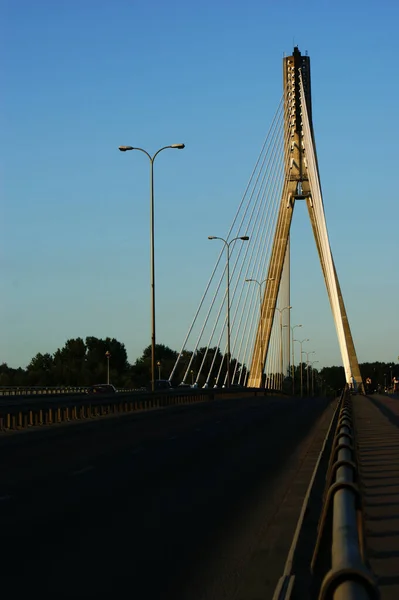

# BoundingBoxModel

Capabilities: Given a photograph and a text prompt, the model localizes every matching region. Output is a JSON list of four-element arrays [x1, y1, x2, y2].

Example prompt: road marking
[[195, 428, 201, 432], [71, 466, 94, 476], [167, 436, 177, 441], [131, 447, 142, 455]]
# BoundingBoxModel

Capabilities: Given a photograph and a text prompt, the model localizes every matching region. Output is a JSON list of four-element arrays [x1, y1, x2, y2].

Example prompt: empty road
[[0, 394, 335, 599]]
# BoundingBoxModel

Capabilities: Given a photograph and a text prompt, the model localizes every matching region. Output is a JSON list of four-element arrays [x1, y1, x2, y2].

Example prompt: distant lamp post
[[190, 370, 194, 385], [105, 351, 111, 385], [208, 235, 249, 387], [310, 360, 319, 396], [245, 277, 275, 387], [304, 350, 316, 396], [294, 338, 309, 398], [119, 142, 185, 392], [291, 324, 302, 395], [157, 361, 161, 380], [275, 306, 292, 390]]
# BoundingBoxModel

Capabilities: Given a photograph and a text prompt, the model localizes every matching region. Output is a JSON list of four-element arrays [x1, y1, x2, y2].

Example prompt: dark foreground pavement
[[353, 394, 399, 600], [0, 395, 334, 599]]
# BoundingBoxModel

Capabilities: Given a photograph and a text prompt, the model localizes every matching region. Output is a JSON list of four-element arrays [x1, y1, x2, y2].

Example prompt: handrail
[[311, 388, 379, 599], [0, 386, 139, 397]]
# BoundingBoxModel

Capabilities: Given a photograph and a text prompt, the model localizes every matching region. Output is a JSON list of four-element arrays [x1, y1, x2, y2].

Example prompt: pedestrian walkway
[[352, 394, 399, 600]]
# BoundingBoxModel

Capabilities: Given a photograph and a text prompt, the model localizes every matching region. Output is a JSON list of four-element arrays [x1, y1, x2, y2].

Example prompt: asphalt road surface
[[0, 394, 334, 599]]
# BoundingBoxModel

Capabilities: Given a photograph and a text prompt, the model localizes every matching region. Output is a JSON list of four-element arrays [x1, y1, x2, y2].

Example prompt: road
[[0, 394, 334, 599]]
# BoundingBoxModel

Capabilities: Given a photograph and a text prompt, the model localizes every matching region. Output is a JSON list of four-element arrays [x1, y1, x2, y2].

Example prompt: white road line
[[131, 447, 142, 455], [167, 436, 177, 441], [71, 465, 94, 476]]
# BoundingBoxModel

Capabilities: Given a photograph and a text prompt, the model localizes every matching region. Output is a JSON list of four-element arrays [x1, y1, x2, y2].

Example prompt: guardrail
[[0, 386, 138, 397], [310, 388, 379, 599], [0, 390, 211, 432], [0, 387, 271, 434]]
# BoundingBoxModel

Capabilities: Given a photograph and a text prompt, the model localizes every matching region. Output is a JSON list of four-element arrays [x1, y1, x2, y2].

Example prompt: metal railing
[[0, 387, 270, 433], [0, 386, 138, 397], [0, 390, 210, 432], [311, 388, 379, 599]]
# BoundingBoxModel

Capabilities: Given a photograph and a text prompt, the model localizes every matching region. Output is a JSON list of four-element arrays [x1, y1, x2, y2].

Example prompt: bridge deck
[[353, 394, 399, 600], [0, 395, 334, 599]]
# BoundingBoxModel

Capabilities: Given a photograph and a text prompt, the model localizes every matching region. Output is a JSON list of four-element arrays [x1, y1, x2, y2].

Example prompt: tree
[[27, 353, 55, 385]]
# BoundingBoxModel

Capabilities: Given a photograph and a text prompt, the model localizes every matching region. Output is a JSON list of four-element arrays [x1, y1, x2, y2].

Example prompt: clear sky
[[2, 0, 398, 371]]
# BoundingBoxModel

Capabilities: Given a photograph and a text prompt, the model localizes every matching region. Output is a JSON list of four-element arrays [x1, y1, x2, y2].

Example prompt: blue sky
[[2, 0, 398, 371]]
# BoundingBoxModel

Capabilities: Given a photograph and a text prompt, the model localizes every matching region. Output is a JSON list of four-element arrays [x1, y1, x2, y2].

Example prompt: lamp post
[[190, 370, 194, 386], [275, 306, 292, 390], [294, 338, 309, 398], [105, 351, 111, 385], [245, 277, 275, 387], [310, 360, 319, 396], [291, 324, 302, 395], [208, 235, 250, 387], [119, 143, 185, 392], [304, 350, 316, 396], [157, 361, 161, 380]]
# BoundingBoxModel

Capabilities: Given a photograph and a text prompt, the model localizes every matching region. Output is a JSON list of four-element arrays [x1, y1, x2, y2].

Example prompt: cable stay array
[[169, 81, 295, 389]]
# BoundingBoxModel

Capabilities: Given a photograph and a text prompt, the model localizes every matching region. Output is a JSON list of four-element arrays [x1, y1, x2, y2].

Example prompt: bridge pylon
[[247, 47, 363, 393]]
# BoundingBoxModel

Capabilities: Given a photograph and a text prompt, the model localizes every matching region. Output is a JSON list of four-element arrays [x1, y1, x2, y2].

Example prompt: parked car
[[86, 384, 117, 394]]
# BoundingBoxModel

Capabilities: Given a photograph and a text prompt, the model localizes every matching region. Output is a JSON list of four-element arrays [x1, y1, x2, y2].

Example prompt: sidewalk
[[352, 394, 399, 600]]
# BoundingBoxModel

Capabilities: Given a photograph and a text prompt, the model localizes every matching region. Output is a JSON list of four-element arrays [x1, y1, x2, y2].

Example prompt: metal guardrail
[[311, 389, 379, 599], [272, 395, 342, 600], [0, 386, 138, 397], [0, 387, 271, 433], [0, 390, 212, 432]]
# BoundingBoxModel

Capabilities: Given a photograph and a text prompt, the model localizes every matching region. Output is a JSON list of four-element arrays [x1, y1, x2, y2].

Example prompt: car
[[147, 380, 173, 391], [86, 384, 117, 394]]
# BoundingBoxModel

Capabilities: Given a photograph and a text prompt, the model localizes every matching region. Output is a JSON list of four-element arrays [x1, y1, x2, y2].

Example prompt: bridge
[[1, 48, 398, 599]]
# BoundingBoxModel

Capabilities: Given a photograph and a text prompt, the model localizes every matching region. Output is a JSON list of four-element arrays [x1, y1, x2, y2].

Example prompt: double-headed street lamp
[[275, 306, 292, 390], [291, 324, 302, 395], [208, 235, 250, 387], [119, 143, 185, 392], [294, 338, 309, 398], [245, 277, 275, 387]]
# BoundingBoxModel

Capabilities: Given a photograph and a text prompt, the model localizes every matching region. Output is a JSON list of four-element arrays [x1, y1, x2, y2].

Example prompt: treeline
[[0, 338, 246, 389], [0, 337, 396, 391], [319, 362, 398, 392]]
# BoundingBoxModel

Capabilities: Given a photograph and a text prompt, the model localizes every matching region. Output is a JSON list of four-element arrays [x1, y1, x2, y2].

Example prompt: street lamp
[[105, 351, 111, 385], [275, 306, 292, 390], [208, 235, 250, 387], [119, 143, 185, 392], [157, 360, 161, 380], [310, 360, 319, 396], [304, 350, 316, 396], [291, 324, 302, 395], [294, 338, 309, 398], [245, 277, 275, 387]]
